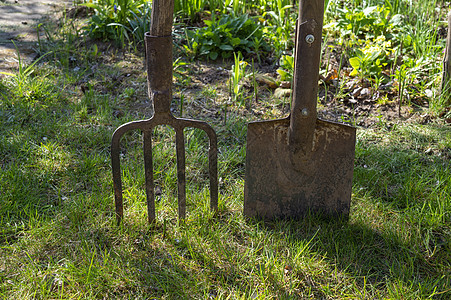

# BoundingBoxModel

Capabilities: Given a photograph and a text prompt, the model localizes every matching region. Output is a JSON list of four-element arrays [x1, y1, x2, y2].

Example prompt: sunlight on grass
[[0, 0, 450, 298]]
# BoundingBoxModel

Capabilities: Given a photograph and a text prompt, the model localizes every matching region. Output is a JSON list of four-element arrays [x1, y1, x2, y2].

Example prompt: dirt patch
[[77, 46, 446, 129], [164, 58, 443, 128], [2, 2, 447, 128], [0, 0, 72, 75]]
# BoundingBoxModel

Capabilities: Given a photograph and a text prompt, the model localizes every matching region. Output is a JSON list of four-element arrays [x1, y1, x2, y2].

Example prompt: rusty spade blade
[[111, 0, 218, 224], [243, 0, 356, 219]]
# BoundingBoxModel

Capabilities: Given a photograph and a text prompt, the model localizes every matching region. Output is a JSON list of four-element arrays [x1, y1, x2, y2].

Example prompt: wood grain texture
[[150, 0, 174, 36], [289, 0, 325, 150], [299, 0, 324, 24]]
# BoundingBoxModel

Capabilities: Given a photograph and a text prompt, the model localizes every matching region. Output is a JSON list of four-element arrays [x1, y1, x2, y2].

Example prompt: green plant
[[333, 5, 403, 42], [348, 35, 393, 81], [277, 54, 294, 82], [349, 50, 382, 81], [376, 94, 393, 106], [173, 57, 190, 87], [0, 47, 57, 110], [229, 52, 248, 105], [261, 1, 295, 60], [124, 1, 152, 46], [251, 58, 258, 104], [184, 14, 269, 60], [174, 0, 205, 23], [393, 56, 424, 113], [83, 0, 145, 43]]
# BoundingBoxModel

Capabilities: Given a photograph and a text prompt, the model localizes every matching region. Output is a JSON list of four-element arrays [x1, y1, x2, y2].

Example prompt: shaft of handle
[[145, 34, 173, 114], [289, 0, 325, 154], [147, 0, 174, 114], [150, 0, 174, 36]]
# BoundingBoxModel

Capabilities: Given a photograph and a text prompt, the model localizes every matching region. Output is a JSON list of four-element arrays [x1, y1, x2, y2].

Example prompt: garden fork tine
[[111, 0, 218, 224]]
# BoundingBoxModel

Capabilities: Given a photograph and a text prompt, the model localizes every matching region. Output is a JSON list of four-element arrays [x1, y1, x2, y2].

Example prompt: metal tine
[[112, 152, 123, 225], [112, 120, 218, 225], [111, 129, 124, 225], [178, 121, 218, 213], [205, 127, 218, 211], [175, 127, 186, 219], [143, 129, 156, 223], [112, 119, 149, 224]]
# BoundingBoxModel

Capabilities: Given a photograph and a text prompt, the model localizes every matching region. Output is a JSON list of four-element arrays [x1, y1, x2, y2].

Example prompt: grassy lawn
[[1, 0, 450, 299]]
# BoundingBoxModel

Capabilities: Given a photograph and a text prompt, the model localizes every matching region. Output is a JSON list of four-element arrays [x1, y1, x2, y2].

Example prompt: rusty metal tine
[[143, 129, 156, 223], [111, 124, 126, 225], [111, 133, 123, 225], [111, 120, 148, 224], [207, 130, 218, 211], [175, 127, 187, 219], [178, 119, 218, 211]]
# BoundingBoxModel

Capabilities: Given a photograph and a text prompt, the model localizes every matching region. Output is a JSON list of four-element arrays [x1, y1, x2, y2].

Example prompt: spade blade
[[243, 117, 356, 219]]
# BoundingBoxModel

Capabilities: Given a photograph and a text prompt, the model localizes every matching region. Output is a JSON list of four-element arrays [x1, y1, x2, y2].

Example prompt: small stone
[[255, 74, 278, 89], [284, 265, 293, 275], [274, 88, 292, 98], [379, 81, 393, 90], [360, 88, 370, 97], [345, 79, 358, 89], [155, 185, 162, 196], [280, 81, 291, 88], [352, 87, 362, 98]]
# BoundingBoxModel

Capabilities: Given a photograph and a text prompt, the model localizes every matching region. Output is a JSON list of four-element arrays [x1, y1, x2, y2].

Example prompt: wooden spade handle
[[289, 0, 325, 154], [150, 0, 174, 36]]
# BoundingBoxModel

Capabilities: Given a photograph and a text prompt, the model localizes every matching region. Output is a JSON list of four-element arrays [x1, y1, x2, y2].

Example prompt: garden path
[[0, 0, 72, 75]]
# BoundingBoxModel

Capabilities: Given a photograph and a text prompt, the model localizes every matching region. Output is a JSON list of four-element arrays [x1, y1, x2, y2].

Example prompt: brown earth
[[0, 0, 72, 75], [1, 1, 448, 128]]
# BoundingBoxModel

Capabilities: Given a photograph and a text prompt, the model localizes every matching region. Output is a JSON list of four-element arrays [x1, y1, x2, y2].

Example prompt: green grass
[[1, 66, 450, 298], [1, 0, 450, 299]]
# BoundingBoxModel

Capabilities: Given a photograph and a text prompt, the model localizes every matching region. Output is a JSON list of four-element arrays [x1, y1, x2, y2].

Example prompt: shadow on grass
[[0, 69, 128, 247], [2, 113, 450, 298], [111, 124, 449, 298], [1, 27, 450, 296]]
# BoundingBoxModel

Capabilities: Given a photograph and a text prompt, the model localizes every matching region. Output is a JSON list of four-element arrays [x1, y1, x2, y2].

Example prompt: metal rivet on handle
[[305, 34, 315, 44], [301, 108, 309, 116]]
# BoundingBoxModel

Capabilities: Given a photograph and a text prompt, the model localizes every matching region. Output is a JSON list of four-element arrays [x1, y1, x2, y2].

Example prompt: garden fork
[[111, 0, 218, 224]]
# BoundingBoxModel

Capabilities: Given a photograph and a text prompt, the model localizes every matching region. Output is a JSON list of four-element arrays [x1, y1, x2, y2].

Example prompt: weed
[[261, 0, 294, 59], [83, 0, 147, 45], [349, 36, 392, 81], [229, 52, 248, 106], [184, 14, 269, 60], [174, 0, 205, 23], [277, 54, 294, 82]]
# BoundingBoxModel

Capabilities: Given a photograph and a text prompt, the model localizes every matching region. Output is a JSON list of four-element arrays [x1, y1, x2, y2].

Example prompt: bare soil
[[1, 1, 449, 127], [73, 40, 449, 130], [0, 0, 72, 74]]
